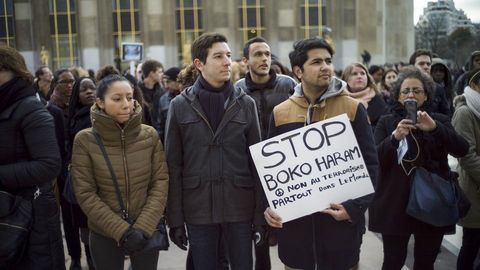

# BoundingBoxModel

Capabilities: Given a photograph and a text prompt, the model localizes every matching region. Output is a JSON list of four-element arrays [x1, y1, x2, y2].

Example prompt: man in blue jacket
[[264, 37, 379, 270], [165, 32, 263, 270]]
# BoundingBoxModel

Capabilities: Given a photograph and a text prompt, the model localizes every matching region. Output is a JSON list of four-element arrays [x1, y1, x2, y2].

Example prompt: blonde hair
[[341, 62, 379, 94]]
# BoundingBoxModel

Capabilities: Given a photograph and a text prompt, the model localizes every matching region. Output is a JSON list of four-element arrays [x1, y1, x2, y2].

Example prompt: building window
[[176, 0, 203, 65], [49, 0, 79, 69], [300, 0, 327, 39], [113, 0, 140, 59], [0, 0, 15, 47], [238, 0, 265, 44]]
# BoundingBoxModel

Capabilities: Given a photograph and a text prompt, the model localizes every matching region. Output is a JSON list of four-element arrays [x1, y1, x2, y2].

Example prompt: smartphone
[[404, 99, 417, 124]]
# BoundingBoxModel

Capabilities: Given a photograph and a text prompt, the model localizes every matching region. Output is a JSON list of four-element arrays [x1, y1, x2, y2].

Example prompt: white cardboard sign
[[250, 113, 374, 222]]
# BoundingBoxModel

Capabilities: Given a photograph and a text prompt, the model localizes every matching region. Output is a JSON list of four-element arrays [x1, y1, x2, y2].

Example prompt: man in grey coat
[[165, 32, 264, 270]]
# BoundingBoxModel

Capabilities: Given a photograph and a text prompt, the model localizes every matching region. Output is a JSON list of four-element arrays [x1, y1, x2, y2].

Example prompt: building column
[[141, 0, 166, 65], [78, 0, 100, 70], [28, 0, 50, 71], [96, 0, 114, 69]]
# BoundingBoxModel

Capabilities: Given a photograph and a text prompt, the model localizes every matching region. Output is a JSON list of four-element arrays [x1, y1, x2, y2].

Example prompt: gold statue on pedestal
[[40, 45, 49, 66]]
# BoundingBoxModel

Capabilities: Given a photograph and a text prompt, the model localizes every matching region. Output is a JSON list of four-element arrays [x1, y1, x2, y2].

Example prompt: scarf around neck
[[195, 75, 233, 131], [0, 78, 36, 113], [346, 86, 376, 109], [464, 86, 480, 119], [245, 69, 277, 91]]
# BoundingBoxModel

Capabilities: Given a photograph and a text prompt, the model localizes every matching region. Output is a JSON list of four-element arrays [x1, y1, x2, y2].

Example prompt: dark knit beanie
[[164, 67, 181, 81]]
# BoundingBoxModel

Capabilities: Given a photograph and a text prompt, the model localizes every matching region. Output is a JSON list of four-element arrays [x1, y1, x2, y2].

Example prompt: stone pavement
[[65, 156, 466, 269], [64, 227, 462, 269]]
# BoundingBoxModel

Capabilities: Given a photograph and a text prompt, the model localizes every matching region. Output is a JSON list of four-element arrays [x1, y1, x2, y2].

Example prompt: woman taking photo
[[0, 46, 65, 269], [71, 75, 168, 269], [342, 62, 388, 129], [369, 68, 469, 270]]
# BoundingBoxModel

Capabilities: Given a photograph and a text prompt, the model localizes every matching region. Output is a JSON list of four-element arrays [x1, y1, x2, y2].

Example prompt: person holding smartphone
[[368, 68, 469, 270]]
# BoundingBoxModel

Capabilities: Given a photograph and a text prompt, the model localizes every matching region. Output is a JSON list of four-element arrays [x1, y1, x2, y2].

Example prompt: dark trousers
[[255, 241, 271, 270], [457, 227, 480, 270], [89, 231, 159, 270], [381, 233, 444, 270], [187, 222, 252, 270], [186, 233, 229, 270], [58, 179, 81, 261]]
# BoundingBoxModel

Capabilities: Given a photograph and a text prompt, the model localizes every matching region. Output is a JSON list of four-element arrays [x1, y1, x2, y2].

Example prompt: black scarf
[[0, 78, 36, 113], [69, 106, 92, 137], [245, 69, 277, 91], [194, 75, 233, 132]]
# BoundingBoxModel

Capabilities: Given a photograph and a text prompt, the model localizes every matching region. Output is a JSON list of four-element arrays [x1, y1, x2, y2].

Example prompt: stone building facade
[[1, 0, 414, 72]]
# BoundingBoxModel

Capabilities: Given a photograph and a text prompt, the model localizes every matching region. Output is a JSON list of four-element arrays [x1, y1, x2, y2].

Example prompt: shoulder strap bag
[[402, 133, 464, 227], [0, 188, 39, 266], [92, 130, 169, 252]]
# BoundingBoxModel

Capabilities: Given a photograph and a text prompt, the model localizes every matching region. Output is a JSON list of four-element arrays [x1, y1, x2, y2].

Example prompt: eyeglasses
[[58, 79, 75, 85], [400, 88, 425, 95]]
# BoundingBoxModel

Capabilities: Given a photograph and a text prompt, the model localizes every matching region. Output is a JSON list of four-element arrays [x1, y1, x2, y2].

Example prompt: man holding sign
[[263, 38, 379, 270]]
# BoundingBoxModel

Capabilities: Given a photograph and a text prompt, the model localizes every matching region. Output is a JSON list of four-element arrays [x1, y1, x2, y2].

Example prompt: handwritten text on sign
[[249, 114, 374, 222]]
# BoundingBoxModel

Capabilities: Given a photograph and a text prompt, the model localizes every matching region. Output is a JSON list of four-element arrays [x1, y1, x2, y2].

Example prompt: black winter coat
[[366, 94, 389, 130], [0, 83, 65, 269], [66, 105, 91, 227], [368, 103, 468, 235], [427, 84, 452, 117], [235, 71, 297, 139]]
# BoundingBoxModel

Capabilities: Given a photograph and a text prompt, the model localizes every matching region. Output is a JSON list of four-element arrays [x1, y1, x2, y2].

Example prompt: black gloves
[[121, 227, 148, 253], [169, 226, 188, 250], [253, 225, 268, 247]]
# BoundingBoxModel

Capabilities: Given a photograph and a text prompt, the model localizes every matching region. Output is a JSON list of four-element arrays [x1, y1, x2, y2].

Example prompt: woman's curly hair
[[0, 46, 34, 84]]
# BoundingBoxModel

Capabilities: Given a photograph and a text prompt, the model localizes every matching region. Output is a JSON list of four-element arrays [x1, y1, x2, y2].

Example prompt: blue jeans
[[187, 222, 253, 270]]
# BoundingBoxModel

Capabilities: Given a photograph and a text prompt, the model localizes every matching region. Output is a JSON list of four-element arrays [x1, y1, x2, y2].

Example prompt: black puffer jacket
[[369, 102, 468, 235], [0, 79, 65, 270]]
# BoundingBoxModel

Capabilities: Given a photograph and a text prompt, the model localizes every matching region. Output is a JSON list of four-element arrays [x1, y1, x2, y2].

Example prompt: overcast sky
[[414, 0, 480, 24]]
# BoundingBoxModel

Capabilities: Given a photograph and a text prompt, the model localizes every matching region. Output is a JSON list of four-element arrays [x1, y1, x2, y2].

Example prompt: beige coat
[[452, 95, 480, 228], [72, 103, 168, 242]]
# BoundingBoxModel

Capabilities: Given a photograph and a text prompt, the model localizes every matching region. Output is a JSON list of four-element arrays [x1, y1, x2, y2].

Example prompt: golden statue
[[40, 46, 49, 66], [182, 42, 192, 65]]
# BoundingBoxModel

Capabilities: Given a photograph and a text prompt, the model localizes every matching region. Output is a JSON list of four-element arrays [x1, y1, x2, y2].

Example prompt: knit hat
[[164, 67, 181, 81], [471, 51, 480, 58]]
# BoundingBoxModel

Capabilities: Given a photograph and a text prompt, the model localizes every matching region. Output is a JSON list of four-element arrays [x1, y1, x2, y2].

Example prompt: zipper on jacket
[[120, 129, 130, 215], [224, 99, 236, 115], [191, 106, 215, 136], [0, 222, 28, 231], [214, 99, 237, 136]]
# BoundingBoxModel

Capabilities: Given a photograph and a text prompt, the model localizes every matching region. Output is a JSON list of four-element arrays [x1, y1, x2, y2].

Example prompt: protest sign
[[249, 113, 374, 222]]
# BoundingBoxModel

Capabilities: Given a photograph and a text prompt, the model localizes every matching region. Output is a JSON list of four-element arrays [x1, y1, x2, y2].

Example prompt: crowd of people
[[0, 34, 479, 270]]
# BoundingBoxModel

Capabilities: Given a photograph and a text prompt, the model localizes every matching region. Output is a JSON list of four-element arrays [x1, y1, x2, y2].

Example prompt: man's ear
[[96, 97, 104, 110], [241, 57, 250, 71], [292, 66, 302, 81], [193, 58, 203, 72]]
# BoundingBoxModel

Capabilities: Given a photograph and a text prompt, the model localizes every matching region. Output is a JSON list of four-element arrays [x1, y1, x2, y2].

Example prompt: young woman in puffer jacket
[[71, 74, 168, 270]]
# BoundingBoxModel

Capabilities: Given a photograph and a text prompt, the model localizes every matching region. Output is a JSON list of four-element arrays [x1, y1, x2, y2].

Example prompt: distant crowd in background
[[1, 33, 479, 270]]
